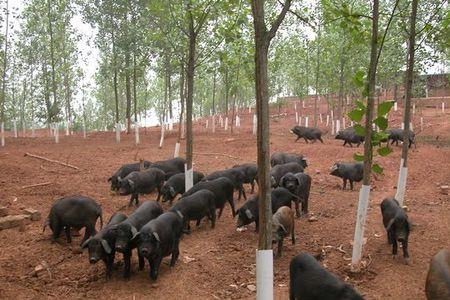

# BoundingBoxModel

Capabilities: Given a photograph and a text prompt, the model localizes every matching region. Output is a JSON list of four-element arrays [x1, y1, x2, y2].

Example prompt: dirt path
[[0, 105, 449, 299]]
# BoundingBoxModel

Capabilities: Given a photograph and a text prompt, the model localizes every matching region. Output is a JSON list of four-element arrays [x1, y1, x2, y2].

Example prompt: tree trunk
[[177, 61, 185, 143], [337, 45, 345, 122], [47, 0, 58, 124], [133, 50, 138, 123], [224, 67, 229, 115], [314, 24, 321, 128], [125, 52, 132, 133], [397, 0, 418, 205], [112, 31, 119, 124], [0, 0, 9, 124], [212, 69, 216, 115], [42, 63, 52, 127], [186, 18, 196, 170]]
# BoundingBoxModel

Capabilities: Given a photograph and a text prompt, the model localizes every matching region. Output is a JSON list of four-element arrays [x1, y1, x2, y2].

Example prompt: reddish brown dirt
[[0, 103, 449, 300]]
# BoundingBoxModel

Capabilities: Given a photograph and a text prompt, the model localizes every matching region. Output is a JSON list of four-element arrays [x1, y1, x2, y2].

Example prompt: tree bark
[[212, 69, 216, 115], [177, 61, 185, 143], [47, 0, 58, 124], [362, 0, 379, 186], [186, 12, 196, 170], [314, 24, 321, 128], [125, 52, 132, 133], [0, 0, 8, 123], [401, 0, 418, 168], [112, 30, 119, 124], [337, 45, 345, 122], [133, 50, 138, 123]]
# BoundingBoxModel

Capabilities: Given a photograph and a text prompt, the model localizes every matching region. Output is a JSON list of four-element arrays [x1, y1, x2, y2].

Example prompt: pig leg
[[342, 178, 347, 190], [251, 181, 255, 194], [156, 185, 162, 202], [318, 137, 324, 143], [391, 239, 398, 258], [150, 256, 163, 280], [292, 222, 296, 245], [104, 254, 114, 279], [128, 195, 135, 207], [402, 239, 409, 259], [295, 136, 300, 142], [196, 219, 201, 227], [350, 180, 354, 190], [138, 252, 145, 271], [210, 208, 216, 228], [228, 195, 236, 217], [294, 201, 300, 218], [303, 137, 309, 143], [302, 198, 308, 215], [241, 186, 247, 200], [277, 239, 284, 257], [64, 226, 72, 243], [123, 250, 132, 278], [170, 237, 180, 267], [81, 225, 94, 245], [217, 207, 224, 219]]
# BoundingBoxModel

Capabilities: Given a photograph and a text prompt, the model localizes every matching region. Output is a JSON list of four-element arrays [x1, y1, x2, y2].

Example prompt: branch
[[415, 1, 446, 36], [268, 0, 293, 42], [194, 0, 217, 34], [278, 0, 315, 29], [22, 182, 52, 189], [375, 0, 401, 66], [24, 152, 80, 170]]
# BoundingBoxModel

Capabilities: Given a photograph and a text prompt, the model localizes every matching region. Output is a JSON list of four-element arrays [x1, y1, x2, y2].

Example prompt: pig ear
[[131, 226, 138, 238], [271, 176, 276, 187], [169, 186, 176, 197], [279, 223, 287, 233], [42, 218, 49, 233], [245, 209, 253, 220], [101, 239, 112, 254], [386, 218, 395, 231], [128, 179, 135, 189], [152, 232, 160, 243], [108, 177, 112, 182], [81, 237, 91, 249]]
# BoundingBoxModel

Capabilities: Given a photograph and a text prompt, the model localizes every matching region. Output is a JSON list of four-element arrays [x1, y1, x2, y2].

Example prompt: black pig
[[290, 126, 324, 143], [270, 162, 304, 187], [380, 197, 410, 262], [108, 201, 163, 278], [330, 162, 363, 190], [134, 212, 183, 281], [43, 195, 103, 245], [270, 152, 308, 169], [169, 189, 216, 233], [425, 249, 450, 300], [81, 212, 127, 278], [108, 161, 152, 191], [118, 167, 165, 206], [335, 127, 364, 147], [232, 163, 258, 193], [150, 157, 186, 179], [280, 172, 311, 216], [161, 171, 204, 204], [290, 252, 363, 300], [182, 177, 235, 218]]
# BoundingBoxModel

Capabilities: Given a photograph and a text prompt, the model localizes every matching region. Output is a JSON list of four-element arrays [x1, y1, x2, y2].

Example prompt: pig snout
[[89, 257, 99, 264], [140, 247, 150, 255]]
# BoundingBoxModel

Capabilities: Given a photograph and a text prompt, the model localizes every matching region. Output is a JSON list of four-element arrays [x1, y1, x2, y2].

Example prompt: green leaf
[[348, 109, 365, 122], [355, 100, 366, 110], [377, 101, 394, 117], [353, 70, 365, 88], [372, 163, 383, 174], [377, 147, 392, 156], [353, 153, 364, 161], [354, 124, 365, 136], [373, 116, 388, 130]]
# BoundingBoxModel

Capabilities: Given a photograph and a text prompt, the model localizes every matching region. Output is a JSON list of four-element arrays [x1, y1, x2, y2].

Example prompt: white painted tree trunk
[[212, 115, 216, 133], [395, 158, 408, 206], [401, 122, 404, 130], [295, 112, 298, 123], [425, 87, 429, 98], [1, 122, 4, 147], [420, 117, 423, 131], [331, 119, 335, 135], [174, 142, 180, 158], [31, 122, 35, 138], [115, 123, 121, 143], [305, 116, 309, 128], [224, 117, 228, 130], [13, 120, 17, 138], [206, 119, 209, 129], [336, 120, 341, 133], [236, 115, 240, 127], [294, 103, 297, 112], [331, 110, 334, 120], [319, 113, 322, 123], [135, 123, 140, 145], [65, 121, 70, 136], [248, 106, 252, 114], [159, 123, 165, 148], [409, 122, 413, 131], [413, 103, 416, 114], [55, 125, 59, 144], [185, 164, 194, 191], [256, 249, 273, 300], [169, 119, 173, 131], [302, 101, 305, 108], [252, 114, 257, 135], [351, 184, 371, 270], [394, 102, 398, 111], [326, 115, 329, 126], [442, 102, 445, 113], [83, 123, 87, 139], [298, 116, 302, 126], [219, 115, 223, 127], [350, 121, 354, 127]]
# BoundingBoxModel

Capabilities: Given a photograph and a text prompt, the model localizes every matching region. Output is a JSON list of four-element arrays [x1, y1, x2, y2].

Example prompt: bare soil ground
[[0, 103, 449, 300]]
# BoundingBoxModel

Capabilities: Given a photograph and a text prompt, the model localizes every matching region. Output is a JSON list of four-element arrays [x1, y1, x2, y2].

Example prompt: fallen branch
[[193, 152, 240, 160], [24, 152, 79, 170], [40, 165, 67, 175], [22, 182, 52, 189]]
